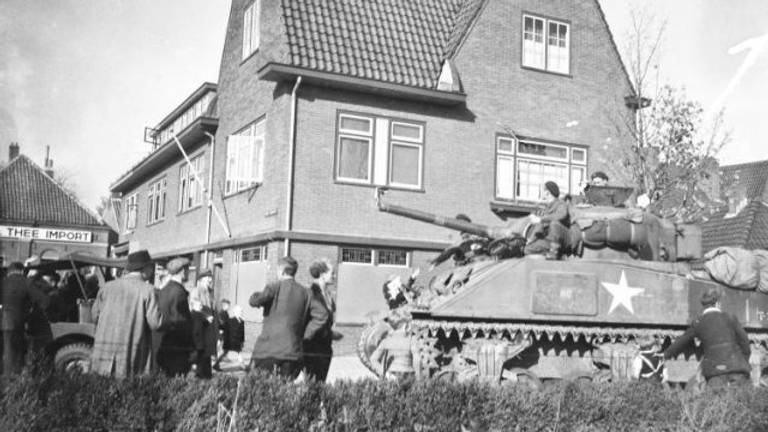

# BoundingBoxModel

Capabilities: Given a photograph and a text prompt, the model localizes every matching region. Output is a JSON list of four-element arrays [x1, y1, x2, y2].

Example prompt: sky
[[1, 0, 767, 209]]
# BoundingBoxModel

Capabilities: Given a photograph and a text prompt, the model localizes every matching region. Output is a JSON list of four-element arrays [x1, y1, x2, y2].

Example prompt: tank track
[[412, 319, 768, 348]]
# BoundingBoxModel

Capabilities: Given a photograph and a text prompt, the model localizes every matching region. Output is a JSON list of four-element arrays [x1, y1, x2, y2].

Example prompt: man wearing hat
[[91, 250, 162, 377], [153, 257, 195, 377], [663, 288, 751, 388], [2, 261, 50, 375], [524, 180, 570, 259]]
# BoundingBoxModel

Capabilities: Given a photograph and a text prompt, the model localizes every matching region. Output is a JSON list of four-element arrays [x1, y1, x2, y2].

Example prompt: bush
[[2, 370, 767, 432]]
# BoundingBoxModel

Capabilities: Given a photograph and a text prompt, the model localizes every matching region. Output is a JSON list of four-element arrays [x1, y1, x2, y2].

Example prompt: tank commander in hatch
[[524, 181, 569, 259], [662, 288, 751, 389]]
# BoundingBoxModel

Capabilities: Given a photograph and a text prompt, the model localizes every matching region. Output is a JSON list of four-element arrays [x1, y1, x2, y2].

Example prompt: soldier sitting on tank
[[524, 181, 570, 260], [430, 214, 487, 267]]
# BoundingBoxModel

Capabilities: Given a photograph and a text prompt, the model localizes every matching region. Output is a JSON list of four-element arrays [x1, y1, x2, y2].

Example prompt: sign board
[[0, 225, 92, 243]]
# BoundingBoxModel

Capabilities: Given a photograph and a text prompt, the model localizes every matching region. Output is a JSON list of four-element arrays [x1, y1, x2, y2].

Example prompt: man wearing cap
[[525, 181, 570, 259], [153, 257, 195, 377], [249, 256, 329, 378], [2, 261, 50, 375], [663, 288, 751, 388], [590, 171, 609, 187], [91, 250, 162, 378]]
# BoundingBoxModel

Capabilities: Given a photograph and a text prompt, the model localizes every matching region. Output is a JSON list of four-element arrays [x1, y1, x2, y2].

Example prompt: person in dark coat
[[214, 304, 245, 370], [525, 181, 570, 259], [249, 256, 329, 379], [25, 272, 54, 366], [663, 288, 751, 388], [2, 262, 50, 375], [189, 269, 216, 379], [303, 260, 336, 382], [153, 257, 195, 377]]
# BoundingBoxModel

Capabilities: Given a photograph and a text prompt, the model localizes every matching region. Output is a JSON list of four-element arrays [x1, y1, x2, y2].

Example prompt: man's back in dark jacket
[[2, 274, 49, 331], [664, 308, 750, 379], [249, 277, 328, 361], [153, 280, 193, 375]]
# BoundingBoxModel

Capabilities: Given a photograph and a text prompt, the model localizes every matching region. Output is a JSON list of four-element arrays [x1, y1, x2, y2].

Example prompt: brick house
[[110, 0, 636, 324], [0, 144, 114, 265], [702, 160, 768, 252]]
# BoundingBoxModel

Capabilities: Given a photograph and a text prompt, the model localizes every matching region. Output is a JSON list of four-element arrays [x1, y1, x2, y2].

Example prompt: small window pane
[[377, 249, 407, 266], [497, 137, 514, 154], [338, 136, 370, 180], [341, 247, 372, 264], [392, 122, 422, 141], [340, 116, 372, 134], [496, 155, 515, 199], [570, 166, 585, 195], [390, 144, 420, 186], [518, 141, 568, 160], [572, 148, 586, 163]]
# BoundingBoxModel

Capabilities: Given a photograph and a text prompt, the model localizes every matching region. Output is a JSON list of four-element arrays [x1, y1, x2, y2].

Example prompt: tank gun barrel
[[376, 188, 495, 238]]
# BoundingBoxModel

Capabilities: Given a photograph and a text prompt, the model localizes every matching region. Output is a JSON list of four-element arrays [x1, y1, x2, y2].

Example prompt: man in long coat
[[249, 256, 329, 378], [90, 250, 162, 378], [153, 257, 194, 377], [663, 288, 751, 388], [2, 262, 49, 375]]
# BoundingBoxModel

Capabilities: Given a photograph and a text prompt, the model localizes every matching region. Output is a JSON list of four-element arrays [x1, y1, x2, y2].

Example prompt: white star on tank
[[601, 270, 645, 314]]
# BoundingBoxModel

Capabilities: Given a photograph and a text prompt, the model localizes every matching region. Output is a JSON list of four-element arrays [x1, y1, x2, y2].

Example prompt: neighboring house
[[702, 160, 768, 252], [110, 0, 637, 324], [0, 143, 114, 265]]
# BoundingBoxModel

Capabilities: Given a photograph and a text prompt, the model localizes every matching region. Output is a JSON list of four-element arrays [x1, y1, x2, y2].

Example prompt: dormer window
[[242, 0, 261, 60], [522, 14, 570, 75]]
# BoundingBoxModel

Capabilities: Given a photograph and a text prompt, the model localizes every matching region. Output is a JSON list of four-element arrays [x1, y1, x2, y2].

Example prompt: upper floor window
[[495, 136, 586, 202], [179, 153, 206, 212], [158, 91, 215, 146], [123, 193, 138, 232], [336, 112, 424, 190], [225, 118, 265, 195], [242, 0, 261, 60], [147, 177, 167, 225], [522, 14, 570, 74]]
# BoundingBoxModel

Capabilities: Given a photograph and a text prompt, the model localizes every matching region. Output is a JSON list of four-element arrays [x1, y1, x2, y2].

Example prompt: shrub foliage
[[1, 369, 767, 432]]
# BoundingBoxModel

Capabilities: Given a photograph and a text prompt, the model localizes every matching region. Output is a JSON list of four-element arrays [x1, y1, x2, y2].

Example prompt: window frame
[[338, 246, 410, 268], [242, 0, 261, 61], [237, 245, 268, 263], [521, 13, 571, 75], [178, 151, 206, 213], [146, 177, 167, 226], [334, 111, 425, 191], [225, 117, 266, 196], [494, 135, 587, 203], [123, 193, 138, 233]]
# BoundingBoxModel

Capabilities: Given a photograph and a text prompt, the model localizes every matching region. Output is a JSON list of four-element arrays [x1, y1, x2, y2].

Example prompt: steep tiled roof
[[719, 159, 768, 201], [281, 0, 485, 90], [0, 155, 104, 227], [702, 201, 768, 252]]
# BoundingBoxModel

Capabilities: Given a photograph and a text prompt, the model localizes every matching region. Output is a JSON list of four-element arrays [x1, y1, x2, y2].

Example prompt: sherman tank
[[358, 187, 768, 387]]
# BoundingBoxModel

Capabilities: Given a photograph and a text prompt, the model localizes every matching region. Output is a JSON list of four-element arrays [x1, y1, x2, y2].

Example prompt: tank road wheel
[[54, 343, 92, 373], [501, 368, 543, 390]]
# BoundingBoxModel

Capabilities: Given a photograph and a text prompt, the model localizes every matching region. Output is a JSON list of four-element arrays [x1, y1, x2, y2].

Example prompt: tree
[[618, 7, 730, 223]]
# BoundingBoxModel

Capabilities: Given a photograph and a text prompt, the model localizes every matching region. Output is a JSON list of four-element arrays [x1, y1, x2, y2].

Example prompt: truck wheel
[[54, 343, 92, 373]]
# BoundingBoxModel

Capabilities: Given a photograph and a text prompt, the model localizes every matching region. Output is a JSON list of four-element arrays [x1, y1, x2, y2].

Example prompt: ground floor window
[[238, 245, 267, 262], [339, 247, 409, 267]]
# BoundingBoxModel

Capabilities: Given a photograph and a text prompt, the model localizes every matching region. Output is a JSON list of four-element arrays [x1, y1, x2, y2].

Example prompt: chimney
[[9, 142, 19, 160], [44, 145, 54, 178]]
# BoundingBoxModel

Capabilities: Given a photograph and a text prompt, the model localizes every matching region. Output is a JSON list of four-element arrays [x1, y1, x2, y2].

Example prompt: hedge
[[2, 368, 767, 432]]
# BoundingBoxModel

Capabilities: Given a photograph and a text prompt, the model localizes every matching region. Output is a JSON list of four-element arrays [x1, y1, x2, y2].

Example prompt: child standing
[[214, 304, 245, 370]]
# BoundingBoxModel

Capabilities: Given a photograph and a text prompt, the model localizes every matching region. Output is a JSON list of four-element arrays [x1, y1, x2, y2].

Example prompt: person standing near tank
[[249, 256, 329, 379], [189, 269, 216, 379], [2, 261, 50, 375], [303, 259, 336, 382], [525, 181, 569, 259], [154, 257, 195, 377], [90, 251, 162, 378], [663, 288, 751, 388]]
